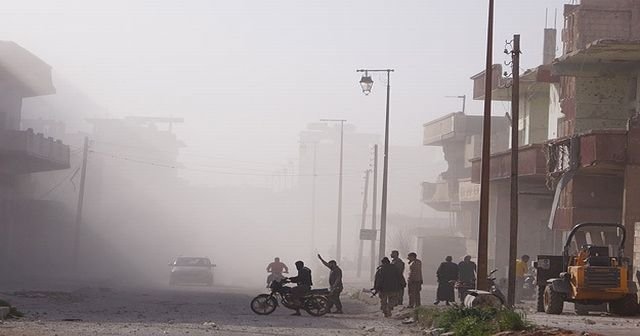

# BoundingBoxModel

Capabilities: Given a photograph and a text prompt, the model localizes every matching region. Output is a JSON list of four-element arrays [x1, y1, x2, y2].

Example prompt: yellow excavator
[[537, 223, 638, 316]]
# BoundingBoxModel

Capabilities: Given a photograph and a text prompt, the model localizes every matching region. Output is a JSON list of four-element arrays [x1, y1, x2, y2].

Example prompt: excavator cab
[[540, 223, 638, 316]]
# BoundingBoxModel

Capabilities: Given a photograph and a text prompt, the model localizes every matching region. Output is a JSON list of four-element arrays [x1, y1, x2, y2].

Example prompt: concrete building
[[0, 41, 71, 281], [463, 0, 640, 277]]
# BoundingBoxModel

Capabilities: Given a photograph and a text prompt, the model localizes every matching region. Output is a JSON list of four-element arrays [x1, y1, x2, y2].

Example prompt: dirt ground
[[0, 284, 417, 336], [1, 283, 639, 336]]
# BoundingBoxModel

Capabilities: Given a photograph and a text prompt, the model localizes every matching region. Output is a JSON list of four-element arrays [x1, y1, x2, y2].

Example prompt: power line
[[91, 140, 293, 168], [38, 165, 81, 199], [89, 150, 363, 178]]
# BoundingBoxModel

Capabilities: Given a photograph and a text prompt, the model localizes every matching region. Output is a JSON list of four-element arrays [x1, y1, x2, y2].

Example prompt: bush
[[452, 316, 494, 336], [415, 306, 531, 336], [496, 309, 529, 331], [414, 306, 440, 327]]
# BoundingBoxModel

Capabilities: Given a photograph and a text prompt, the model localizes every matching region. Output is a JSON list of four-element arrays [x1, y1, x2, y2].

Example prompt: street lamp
[[356, 68, 394, 264], [359, 73, 374, 95]]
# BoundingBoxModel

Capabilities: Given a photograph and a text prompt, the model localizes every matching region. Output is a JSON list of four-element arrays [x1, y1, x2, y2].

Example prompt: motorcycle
[[463, 269, 506, 308], [250, 278, 330, 316], [454, 280, 476, 303]]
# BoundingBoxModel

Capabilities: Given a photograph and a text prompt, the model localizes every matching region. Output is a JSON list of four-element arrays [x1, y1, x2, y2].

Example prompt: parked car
[[169, 257, 216, 286]]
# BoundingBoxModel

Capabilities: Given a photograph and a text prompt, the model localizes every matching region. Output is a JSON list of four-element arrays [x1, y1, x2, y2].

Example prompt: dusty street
[[525, 302, 640, 336], [0, 284, 414, 336], [2, 283, 640, 336]]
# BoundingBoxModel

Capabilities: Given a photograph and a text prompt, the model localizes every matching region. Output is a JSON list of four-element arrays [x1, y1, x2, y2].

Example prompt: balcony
[[471, 144, 547, 183], [421, 181, 453, 212], [423, 112, 482, 146], [547, 130, 627, 176], [0, 129, 70, 174]]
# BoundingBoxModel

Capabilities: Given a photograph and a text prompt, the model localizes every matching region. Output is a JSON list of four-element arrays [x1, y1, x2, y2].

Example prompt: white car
[[169, 257, 216, 286]]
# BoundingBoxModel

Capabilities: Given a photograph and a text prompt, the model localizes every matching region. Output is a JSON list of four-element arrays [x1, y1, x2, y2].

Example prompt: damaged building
[[0, 41, 71, 280], [422, 0, 640, 280]]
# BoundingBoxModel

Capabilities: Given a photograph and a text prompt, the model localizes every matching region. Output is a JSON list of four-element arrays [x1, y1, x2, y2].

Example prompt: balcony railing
[[0, 129, 70, 174], [471, 144, 547, 182], [547, 130, 627, 176]]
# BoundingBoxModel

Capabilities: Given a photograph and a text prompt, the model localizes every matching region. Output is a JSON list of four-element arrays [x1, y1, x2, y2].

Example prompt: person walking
[[434, 256, 458, 306], [406, 252, 423, 308], [390, 250, 406, 306], [457, 255, 476, 303], [515, 254, 530, 301], [317, 254, 343, 314], [373, 257, 403, 317]]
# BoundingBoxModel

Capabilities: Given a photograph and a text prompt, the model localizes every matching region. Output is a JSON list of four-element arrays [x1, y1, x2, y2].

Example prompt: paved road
[[0, 285, 412, 336]]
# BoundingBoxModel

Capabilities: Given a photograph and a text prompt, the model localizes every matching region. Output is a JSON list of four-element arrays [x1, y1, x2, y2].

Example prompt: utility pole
[[311, 143, 318, 254], [371, 144, 379, 280], [73, 136, 89, 270], [507, 34, 521, 308], [477, 0, 495, 291], [357, 169, 371, 277], [320, 118, 347, 262]]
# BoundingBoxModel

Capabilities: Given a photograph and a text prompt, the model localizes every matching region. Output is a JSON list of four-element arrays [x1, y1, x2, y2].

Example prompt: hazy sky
[[4, 0, 568, 176]]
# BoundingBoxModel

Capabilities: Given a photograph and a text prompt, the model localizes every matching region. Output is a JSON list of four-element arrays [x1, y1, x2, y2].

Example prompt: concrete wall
[[548, 84, 563, 139], [564, 0, 640, 54], [521, 85, 551, 145], [574, 76, 635, 133], [0, 91, 22, 131]]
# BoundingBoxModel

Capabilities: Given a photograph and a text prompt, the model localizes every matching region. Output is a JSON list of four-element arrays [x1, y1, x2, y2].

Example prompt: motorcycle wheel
[[304, 295, 329, 317], [250, 294, 277, 315]]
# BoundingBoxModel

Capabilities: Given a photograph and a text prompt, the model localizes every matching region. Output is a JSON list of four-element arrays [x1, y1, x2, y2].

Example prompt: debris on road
[[202, 321, 218, 328]]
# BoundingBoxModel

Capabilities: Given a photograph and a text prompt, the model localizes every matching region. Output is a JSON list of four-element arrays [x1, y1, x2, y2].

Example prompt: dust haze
[[1, 0, 565, 289]]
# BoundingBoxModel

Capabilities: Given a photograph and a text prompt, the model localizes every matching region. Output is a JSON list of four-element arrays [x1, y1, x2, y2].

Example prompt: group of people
[[265, 255, 343, 316], [434, 255, 477, 305], [373, 251, 423, 317], [434, 254, 531, 305], [266, 251, 424, 317]]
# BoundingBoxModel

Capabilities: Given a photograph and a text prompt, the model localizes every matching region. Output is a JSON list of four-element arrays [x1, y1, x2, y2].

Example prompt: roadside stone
[[0, 307, 10, 320], [365, 326, 376, 332], [402, 317, 416, 324], [423, 328, 445, 336], [583, 318, 596, 325], [202, 321, 217, 328], [441, 332, 455, 336]]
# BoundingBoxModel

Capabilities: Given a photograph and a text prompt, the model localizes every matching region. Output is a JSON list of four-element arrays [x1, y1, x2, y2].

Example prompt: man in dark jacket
[[374, 257, 403, 317], [457, 255, 476, 302], [434, 256, 458, 305], [318, 254, 343, 314], [390, 250, 406, 306], [289, 260, 313, 316]]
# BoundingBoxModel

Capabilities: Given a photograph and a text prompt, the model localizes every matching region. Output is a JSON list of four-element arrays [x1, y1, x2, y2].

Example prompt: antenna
[[545, 8, 549, 28]]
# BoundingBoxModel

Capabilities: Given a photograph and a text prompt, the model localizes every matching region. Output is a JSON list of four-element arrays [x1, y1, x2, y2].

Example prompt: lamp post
[[320, 118, 347, 262], [356, 68, 394, 261]]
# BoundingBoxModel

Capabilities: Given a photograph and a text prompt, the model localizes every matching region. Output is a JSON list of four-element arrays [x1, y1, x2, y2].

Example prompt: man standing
[[317, 254, 343, 314], [457, 255, 476, 302], [374, 257, 403, 317], [515, 254, 530, 301], [289, 260, 313, 316], [266, 257, 289, 286], [390, 250, 406, 306], [407, 252, 423, 308], [434, 256, 458, 306]]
